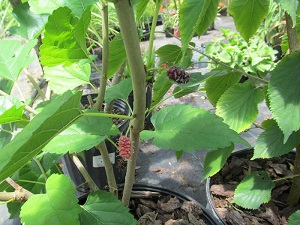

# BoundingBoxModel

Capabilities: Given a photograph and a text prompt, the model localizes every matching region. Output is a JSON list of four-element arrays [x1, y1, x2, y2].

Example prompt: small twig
[[72, 154, 99, 192], [32, 157, 48, 182], [6, 177, 21, 190]]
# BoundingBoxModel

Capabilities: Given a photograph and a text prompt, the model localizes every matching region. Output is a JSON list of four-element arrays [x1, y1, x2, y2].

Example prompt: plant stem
[[82, 111, 133, 120], [95, 142, 118, 195], [287, 146, 300, 205], [72, 155, 99, 192], [114, 0, 146, 206], [146, 0, 162, 69], [26, 74, 46, 101], [32, 157, 47, 182], [285, 12, 300, 52], [94, 2, 109, 111]]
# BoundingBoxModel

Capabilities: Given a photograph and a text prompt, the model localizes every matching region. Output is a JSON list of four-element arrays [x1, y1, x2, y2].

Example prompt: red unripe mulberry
[[118, 136, 131, 159]]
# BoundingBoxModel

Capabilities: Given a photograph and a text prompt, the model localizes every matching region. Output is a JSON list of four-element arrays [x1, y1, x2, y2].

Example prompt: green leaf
[[268, 51, 300, 142], [179, 0, 205, 52], [0, 124, 13, 149], [40, 7, 91, 67], [20, 174, 81, 225], [135, 0, 150, 20], [0, 96, 23, 114], [0, 39, 37, 82], [44, 61, 91, 94], [253, 120, 300, 159], [80, 190, 137, 225], [203, 144, 234, 179], [0, 91, 82, 182], [0, 79, 14, 94], [288, 210, 300, 225], [140, 105, 250, 152], [233, 171, 274, 209], [28, 0, 98, 17], [275, 0, 298, 26], [108, 33, 126, 78], [105, 78, 133, 103], [156, 44, 182, 65], [229, 0, 270, 41], [0, 105, 27, 125], [10, 2, 48, 39], [43, 111, 113, 154], [194, 0, 219, 36], [216, 83, 265, 133], [205, 71, 242, 105], [151, 70, 173, 108]]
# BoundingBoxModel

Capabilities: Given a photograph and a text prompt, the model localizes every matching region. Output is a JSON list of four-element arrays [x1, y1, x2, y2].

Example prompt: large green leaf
[[179, 0, 205, 53], [0, 96, 23, 113], [108, 33, 126, 78], [28, 0, 98, 17], [203, 144, 234, 179], [80, 190, 137, 225], [10, 2, 48, 39], [0, 91, 82, 182], [105, 78, 133, 103], [288, 210, 300, 225], [205, 71, 242, 105], [156, 44, 182, 65], [253, 120, 300, 159], [43, 112, 113, 154], [275, 0, 298, 26], [140, 105, 250, 152], [0, 39, 37, 82], [216, 83, 265, 133], [268, 51, 300, 142], [233, 171, 274, 209], [44, 61, 91, 94], [194, 0, 219, 36], [229, 0, 270, 41], [40, 7, 91, 67], [151, 70, 173, 108], [20, 174, 81, 225]]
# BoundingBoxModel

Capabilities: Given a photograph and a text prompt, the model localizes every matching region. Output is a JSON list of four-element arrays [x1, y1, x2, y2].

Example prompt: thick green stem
[[146, 0, 162, 69], [114, 0, 146, 206], [32, 157, 47, 182], [287, 146, 300, 205], [95, 142, 118, 195]]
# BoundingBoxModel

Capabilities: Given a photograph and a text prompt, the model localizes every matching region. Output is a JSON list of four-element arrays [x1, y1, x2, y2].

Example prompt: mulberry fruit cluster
[[167, 66, 190, 84], [118, 136, 131, 159]]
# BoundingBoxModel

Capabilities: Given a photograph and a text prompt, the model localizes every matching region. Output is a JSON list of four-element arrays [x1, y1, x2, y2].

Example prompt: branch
[[285, 12, 300, 53], [114, 0, 146, 206]]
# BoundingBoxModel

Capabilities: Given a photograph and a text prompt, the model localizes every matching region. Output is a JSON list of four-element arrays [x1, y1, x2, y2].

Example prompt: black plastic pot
[[126, 184, 219, 224], [205, 149, 253, 225], [77, 183, 219, 224], [62, 94, 130, 190]]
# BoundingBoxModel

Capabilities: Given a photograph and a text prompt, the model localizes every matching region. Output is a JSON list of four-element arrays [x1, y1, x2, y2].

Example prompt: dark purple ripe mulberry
[[167, 66, 190, 84]]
